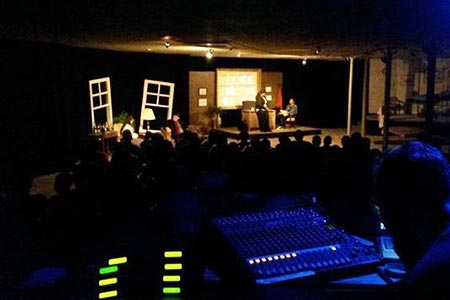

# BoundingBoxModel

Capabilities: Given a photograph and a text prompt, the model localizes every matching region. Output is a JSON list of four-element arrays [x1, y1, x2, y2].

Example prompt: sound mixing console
[[206, 206, 382, 285]]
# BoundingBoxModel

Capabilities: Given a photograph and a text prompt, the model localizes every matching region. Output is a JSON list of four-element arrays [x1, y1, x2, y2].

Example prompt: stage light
[[302, 58, 307, 65], [314, 46, 321, 55], [206, 49, 214, 59]]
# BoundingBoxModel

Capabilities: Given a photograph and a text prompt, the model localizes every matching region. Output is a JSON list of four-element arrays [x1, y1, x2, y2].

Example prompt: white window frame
[[89, 77, 113, 129], [140, 79, 175, 131]]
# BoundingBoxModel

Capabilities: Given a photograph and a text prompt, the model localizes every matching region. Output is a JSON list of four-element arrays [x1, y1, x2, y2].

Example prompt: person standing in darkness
[[165, 112, 185, 146], [377, 105, 384, 135], [255, 90, 271, 132]]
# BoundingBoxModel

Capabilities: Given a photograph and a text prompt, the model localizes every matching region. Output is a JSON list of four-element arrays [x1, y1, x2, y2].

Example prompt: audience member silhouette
[[293, 129, 312, 149], [9, 128, 393, 298], [47, 171, 74, 221], [237, 130, 250, 152], [323, 135, 332, 147], [312, 135, 322, 148], [120, 129, 142, 159], [374, 141, 450, 298], [341, 135, 351, 150], [320, 135, 339, 159]]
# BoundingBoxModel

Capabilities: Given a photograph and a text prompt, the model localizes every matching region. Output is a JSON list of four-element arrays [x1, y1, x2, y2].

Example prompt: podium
[[242, 110, 276, 130]]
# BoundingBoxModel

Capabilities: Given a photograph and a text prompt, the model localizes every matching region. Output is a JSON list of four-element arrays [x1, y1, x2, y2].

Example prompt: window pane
[[92, 83, 100, 94], [159, 96, 169, 106], [146, 94, 158, 104], [93, 95, 101, 107], [147, 83, 159, 94], [160, 85, 170, 95], [100, 81, 107, 92]]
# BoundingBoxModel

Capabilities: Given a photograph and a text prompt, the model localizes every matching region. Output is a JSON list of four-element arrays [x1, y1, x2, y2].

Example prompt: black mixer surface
[[206, 206, 382, 285]]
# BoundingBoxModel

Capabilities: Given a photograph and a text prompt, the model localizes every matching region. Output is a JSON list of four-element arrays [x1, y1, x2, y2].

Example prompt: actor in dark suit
[[255, 90, 271, 132]]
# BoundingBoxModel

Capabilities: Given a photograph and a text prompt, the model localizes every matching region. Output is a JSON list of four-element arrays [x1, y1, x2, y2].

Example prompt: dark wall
[[0, 39, 363, 177], [0, 39, 190, 176], [282, 59, 364, 128]]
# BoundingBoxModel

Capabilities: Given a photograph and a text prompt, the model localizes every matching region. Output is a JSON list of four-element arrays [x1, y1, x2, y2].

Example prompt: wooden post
[[347, 57, 354, 136], [382, 49, 392, 151], [361, 58, 370, 137], [425, 47, 437, 135]]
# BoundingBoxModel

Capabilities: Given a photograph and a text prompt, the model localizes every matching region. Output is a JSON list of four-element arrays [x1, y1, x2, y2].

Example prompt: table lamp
[[142, 108, 156, 131]]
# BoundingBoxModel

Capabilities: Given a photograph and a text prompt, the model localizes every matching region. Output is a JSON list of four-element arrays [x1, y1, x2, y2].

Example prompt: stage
[[215, 126, 322, 139]]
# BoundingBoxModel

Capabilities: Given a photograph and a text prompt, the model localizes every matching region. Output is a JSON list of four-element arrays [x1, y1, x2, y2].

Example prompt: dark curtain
[[0, 39, 362, 178], [0, 40, 190, 177]]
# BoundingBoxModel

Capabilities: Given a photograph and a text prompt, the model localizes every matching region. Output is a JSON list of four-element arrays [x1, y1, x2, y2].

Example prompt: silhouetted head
[[238, 130, 250, 143], [341, 135, 351, 148], [54, 171, 73, 195], [312, 135, 321, 147], [278, 134, 291, 146], [260, 138, 271, 150], [144, 131, 153, 140], [373, 141, 450, 267], [250, 135, 260, 146], [121, 129, 132, 142], [294, 129, 304, 141], [323, 135, 332, 147], [351, 131, 362, 141]]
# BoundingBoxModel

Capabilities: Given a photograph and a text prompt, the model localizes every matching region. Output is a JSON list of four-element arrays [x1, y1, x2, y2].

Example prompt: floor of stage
[[216, 125, 394, 151], [215, 125, 322, 139]]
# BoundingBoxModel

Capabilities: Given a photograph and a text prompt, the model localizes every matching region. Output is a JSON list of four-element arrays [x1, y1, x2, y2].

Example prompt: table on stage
[[242, 110, 276, 130], [88, 130, 119, 154]]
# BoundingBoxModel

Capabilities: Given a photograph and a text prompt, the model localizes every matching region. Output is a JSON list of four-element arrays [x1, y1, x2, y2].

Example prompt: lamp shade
[[142, 108, 156, 120]]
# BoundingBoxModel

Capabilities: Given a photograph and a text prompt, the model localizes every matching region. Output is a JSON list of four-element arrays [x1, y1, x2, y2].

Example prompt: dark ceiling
[[1, 0, 450, 59]]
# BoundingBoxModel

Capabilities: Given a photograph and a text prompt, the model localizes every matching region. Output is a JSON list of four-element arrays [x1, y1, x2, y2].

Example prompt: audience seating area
[[3, 128, 445, 299]]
